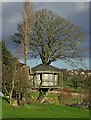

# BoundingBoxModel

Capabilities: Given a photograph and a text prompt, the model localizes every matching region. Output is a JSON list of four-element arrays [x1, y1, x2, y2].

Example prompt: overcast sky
[[2, 2, 90, 69]]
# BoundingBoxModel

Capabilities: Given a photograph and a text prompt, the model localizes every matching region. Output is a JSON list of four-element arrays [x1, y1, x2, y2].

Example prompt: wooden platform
[[32, 86, 61, 89]]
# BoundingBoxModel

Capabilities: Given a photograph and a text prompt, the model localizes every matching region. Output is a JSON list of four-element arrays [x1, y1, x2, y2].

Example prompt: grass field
[[2, 97, 89, 118], [0, 97, 2, 119]]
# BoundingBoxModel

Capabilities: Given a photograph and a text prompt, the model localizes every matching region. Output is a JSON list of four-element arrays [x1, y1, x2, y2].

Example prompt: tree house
[[31, 64, 62, 102]]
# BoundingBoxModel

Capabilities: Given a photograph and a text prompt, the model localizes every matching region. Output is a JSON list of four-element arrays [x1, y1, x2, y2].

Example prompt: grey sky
[[2, 2, 89, 38], [2, 2, 90, 69]]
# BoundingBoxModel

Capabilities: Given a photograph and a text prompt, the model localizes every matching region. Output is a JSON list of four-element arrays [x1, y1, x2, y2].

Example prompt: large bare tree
[[11, 9, 86, 68]]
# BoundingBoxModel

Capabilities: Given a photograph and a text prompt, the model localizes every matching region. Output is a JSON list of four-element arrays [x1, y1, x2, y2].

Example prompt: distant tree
[[11, 9, 86, 67], [70, 75, 79, 89], [70, 71, 90, 90]]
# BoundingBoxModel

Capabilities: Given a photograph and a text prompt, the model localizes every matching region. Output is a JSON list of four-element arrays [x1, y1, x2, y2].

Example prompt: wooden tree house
[[31, 64, 62, 102]]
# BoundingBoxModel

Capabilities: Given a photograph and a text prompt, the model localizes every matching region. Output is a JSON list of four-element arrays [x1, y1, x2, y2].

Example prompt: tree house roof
[[31, 64, 61, 73]]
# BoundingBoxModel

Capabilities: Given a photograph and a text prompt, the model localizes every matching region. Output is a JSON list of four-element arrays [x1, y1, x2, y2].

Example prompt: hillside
[[2, 98, 89, 118]]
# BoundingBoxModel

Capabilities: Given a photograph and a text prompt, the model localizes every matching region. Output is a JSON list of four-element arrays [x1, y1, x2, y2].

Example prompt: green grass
[[2, 98, 89, 118], [0, 97, 2, 119]]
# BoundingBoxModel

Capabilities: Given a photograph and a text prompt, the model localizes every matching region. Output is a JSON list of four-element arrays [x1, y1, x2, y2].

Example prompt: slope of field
[[2, 98, 89, 118]]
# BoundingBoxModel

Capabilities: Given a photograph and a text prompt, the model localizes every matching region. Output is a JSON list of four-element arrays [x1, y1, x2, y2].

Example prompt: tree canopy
[[11, 9, 85, 67], [2, 40, 12, 65]]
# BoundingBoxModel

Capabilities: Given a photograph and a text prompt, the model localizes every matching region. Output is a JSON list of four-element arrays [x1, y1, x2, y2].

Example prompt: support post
[[37, 88, 49, 103], [61, 72, 63, 90]]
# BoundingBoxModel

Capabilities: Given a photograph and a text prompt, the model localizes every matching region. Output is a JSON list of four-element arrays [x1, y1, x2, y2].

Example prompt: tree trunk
[[9, 78, 15, 105]]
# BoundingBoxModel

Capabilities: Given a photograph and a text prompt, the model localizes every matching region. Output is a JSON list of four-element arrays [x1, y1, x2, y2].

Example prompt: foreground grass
[[2, 98, 89, 118], [0, 97, 2, 119]]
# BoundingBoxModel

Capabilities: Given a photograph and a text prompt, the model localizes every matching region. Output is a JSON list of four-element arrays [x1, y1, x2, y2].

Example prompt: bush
[[58, 87, 72, 105]]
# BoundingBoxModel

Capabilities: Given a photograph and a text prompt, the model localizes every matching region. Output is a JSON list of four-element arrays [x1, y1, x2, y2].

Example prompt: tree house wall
[[32, 73, 59, 87]]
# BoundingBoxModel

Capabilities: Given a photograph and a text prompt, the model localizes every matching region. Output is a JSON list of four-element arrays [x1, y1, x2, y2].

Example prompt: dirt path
[[49, 90, 85, 97]]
